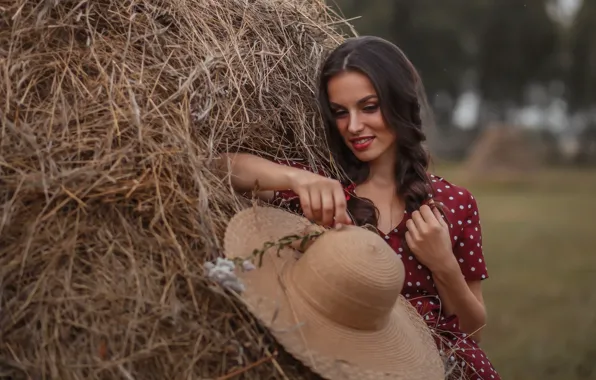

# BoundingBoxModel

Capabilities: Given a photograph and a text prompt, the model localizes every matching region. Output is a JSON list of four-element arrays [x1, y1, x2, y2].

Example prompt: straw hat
[[223, 205, 445, 380]]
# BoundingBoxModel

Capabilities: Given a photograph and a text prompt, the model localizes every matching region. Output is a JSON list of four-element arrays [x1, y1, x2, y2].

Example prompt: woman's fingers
[[308, 188, 322, 222], [332, 185, 351, 227], [420, 205, 442, 230], [295, 177, 352, 227], [405, 219, 420, 243], [298, 189, 314, 222], [432, 205, 448, 227], [320, 189, 335, 226], [410, 209, 426, 231]]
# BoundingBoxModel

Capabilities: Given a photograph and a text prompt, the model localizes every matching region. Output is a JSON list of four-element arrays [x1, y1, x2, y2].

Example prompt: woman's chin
[[351, 150, 378, 163]]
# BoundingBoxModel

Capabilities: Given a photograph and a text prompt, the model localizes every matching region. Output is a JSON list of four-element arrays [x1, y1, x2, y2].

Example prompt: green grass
[[434, 166, 596, 380]]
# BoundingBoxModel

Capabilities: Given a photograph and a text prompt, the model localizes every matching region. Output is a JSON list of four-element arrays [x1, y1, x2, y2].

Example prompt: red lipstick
[[350, 136, 375, 151]]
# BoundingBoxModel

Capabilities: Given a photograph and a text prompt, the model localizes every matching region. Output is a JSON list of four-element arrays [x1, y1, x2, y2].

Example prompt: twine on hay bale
[[0, 0, 352, 378]]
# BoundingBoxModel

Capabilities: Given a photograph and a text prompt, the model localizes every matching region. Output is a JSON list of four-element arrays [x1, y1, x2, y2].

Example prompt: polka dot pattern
[[268, 160, 499, 380]]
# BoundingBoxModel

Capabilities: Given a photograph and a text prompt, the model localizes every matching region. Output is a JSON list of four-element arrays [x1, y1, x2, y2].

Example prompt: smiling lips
[[349, 136, 375, 151]]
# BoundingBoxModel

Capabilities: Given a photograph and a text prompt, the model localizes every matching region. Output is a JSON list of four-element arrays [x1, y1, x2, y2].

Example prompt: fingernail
[[335, 223, 343, 230]]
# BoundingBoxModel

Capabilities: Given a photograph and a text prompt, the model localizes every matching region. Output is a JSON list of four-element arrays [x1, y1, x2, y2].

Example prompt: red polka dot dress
[[268, 160, 501, 380]]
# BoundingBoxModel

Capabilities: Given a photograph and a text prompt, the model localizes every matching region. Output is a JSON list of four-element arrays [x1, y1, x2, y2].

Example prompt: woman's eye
[[332, 110, 348, 118], [363, 104, 379, 112]]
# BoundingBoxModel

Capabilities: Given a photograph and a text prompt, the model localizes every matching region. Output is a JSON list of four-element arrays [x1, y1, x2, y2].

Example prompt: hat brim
[[223, 205, 445, 380]]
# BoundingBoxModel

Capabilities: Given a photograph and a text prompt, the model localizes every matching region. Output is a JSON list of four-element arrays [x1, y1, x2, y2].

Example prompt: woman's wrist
[[220, 153, 298, 193], [431, 256, 466, 287], [284, 166, 301, 190], [285, 165, 314, 192], [429, 251, 461, 279]]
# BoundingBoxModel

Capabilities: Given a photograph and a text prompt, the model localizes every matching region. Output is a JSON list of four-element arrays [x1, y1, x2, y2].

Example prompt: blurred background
[[330, 1, 595, 379]]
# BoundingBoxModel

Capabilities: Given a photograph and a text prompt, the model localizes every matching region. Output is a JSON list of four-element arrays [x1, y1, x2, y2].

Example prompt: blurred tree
[[565, 0, 596, 111], [329, 0, 490, 125], [330, 0, 397, 42], [331, 0, 559, 110], [389, 1, 488, 98], [476, 1, 559, 112], [389, 1, 493, 126], [565, 0, 596, 165], [329, 0, 596, 165]]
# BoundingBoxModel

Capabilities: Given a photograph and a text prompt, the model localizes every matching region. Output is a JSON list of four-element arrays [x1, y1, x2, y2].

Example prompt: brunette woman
[[217, 36, 500, 380]]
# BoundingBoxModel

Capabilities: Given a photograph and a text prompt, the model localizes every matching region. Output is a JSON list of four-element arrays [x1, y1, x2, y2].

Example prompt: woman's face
[[327, 70, 397, 164]]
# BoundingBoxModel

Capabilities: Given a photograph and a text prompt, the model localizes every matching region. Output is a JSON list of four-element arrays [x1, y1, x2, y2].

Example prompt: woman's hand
[[405, 204, 455, 273], [406, 204, 488, 338], [288, 170, 352, 228]]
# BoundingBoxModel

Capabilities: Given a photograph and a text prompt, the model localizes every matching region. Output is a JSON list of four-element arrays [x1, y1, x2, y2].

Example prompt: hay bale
[[0, 1, 348, 379], [461, 123, 546, 182]]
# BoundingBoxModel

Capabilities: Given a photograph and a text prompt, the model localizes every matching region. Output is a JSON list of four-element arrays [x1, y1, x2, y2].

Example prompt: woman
[[217, 36, 500, 380]]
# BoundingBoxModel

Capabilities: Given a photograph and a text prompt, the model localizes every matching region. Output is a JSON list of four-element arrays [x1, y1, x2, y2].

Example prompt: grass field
[[434, 165, 596, 380]]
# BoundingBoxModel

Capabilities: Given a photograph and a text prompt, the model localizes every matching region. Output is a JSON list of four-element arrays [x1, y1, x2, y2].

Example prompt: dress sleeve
[[452, 190, 489, 281]]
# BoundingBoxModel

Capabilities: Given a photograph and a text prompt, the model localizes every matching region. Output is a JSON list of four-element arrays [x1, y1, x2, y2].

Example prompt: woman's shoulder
[[428, 173, 488, 281], [427, 173, 480, 216], [428, 173, 474, 198]]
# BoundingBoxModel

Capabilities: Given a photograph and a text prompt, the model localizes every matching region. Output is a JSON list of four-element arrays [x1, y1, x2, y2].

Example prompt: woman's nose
[[347, 113, 364, 134]]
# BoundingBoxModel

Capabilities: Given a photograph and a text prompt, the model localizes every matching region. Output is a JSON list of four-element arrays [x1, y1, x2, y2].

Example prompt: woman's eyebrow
[[330, 95, 377, 109], [357, 95, 377, 104]]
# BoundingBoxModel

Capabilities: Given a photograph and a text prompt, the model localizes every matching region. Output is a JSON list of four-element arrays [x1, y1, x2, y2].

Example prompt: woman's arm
[[432, 261, 487, 341], [405, 201, 489, 342], [435, 189, 490, 341], [214, 153, 351, 226], [214, 153, 299, 201]]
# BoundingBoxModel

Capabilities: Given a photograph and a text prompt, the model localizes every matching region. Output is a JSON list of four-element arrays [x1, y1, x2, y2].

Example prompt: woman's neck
[[365, 151, 397, 189], [356, 153, 405, 233]]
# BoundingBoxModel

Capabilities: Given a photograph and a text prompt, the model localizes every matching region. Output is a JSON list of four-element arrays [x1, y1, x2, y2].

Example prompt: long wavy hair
[[317, 36, 438, 227]]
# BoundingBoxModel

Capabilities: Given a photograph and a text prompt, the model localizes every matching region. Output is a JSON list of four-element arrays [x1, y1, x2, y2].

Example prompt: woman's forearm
[[432, 258, 487, 341], [215, 153, 298, 194]]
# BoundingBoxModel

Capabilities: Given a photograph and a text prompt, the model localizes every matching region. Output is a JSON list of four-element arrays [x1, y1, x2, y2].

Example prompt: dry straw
[[0, 0, 353, 378]]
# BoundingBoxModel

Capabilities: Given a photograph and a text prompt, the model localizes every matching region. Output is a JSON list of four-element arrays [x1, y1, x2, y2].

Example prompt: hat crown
[[290, 226, 405, 331]]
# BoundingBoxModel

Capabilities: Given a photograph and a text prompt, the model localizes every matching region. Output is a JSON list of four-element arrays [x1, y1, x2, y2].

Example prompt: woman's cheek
[[336, 119, 349, 134]]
